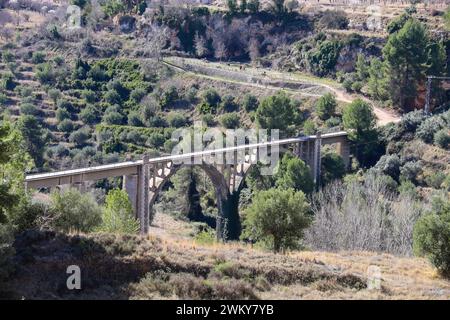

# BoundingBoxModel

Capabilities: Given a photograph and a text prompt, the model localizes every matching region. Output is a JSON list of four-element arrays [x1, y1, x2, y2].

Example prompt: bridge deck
[[25, 131, 347, 188]]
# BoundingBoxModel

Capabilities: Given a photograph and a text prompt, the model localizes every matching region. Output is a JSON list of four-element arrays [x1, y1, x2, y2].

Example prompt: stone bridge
[[25, 131, 350, 240]]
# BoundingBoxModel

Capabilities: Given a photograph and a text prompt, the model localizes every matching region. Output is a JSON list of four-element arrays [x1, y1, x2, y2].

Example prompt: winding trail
[[163, 57, 401, 126]]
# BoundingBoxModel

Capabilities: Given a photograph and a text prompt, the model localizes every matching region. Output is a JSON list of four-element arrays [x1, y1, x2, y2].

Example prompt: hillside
[[2, 213, 449, 300]]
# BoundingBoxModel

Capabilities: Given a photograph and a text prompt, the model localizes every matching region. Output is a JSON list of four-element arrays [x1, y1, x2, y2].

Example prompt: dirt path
[[164, 57, 401, 126]]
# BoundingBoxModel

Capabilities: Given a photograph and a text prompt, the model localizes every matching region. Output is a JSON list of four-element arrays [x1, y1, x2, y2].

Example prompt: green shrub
[[413, 200, 450, 277], [416, 117, 444, 143], [57, 119, 74, 133], [400, 161, 422, 183], [219, 112, 240, 129], [434, 129, 450, 149], [56, 107, 71, 122], [194, 228, 216, 245], [69, 128, 90, 147], [20, 103, 39, 116], [147, 132, 165, 148], [242, 187, 312, 252], [220, 95, 238, 112], [243, 94, 259, 112], [424, 171, 446, 189], [0, 92, 8, 105], [303, 119, 316, 135], [202, 89, 221, 108], [103, 111, 124, 125], [127, 111, 144, 127], [1, 73, 16, 91], [49, 188, 102, 233], [96, 189, 139, 234], [315, 93, 336, 120], [80, 105, 100, 125], [202, 114, 215, 126], [160, 86, 179, 109], [31, 51, 46, 64], [321, 152, 346, 184], [166, 112, 187, 128]]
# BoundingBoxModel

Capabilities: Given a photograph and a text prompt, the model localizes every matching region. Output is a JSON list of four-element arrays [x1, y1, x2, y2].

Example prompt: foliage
[[255, 91, 297, 134], [383, 18, 429, 110], [367, 57, 388, 100], [415, 116, 444, 143], [413, 199, 450, 277], [242, 187, 311, 253], [219, 112, 240, 129], [97, 189, 139, 234], [0, 122, 33, 223], [49, 188, 102, 233], [242, 94, 259, 112], [315, 93, 336, 120], [434, 129, 450, 149], [307, 40, 342, 76], [320, 152, 346, 185], [275, 153, 314, 194], [16, 115, 48, 168], [342, 99, 381, 167]]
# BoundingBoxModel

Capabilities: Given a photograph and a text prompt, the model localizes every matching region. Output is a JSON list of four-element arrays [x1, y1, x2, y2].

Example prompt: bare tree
[[305, 175, 426, 256], [194, 32, 208, 58], [248, 37, 260, 64], [136, 24, 170, 61], [213, 36, 227, 61]]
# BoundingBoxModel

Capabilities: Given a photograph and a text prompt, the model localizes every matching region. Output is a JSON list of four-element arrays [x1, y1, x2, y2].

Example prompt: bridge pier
[[337, 139, 351, 170], [138, 155, 150, 235], [123, 174, 139, 217]]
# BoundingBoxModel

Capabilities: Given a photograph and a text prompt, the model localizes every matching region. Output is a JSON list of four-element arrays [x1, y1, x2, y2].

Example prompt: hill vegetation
[[0, 0, 449, 300]]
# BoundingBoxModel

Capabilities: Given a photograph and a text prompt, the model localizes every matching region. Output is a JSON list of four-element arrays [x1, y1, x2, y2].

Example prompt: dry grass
[[3, 214, 449, 300]]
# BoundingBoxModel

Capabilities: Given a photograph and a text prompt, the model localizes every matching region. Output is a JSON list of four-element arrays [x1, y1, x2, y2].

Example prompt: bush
[[49, 188, 102, 233], [166, 112, 187, 128], [243, 94, 259, 112], [31, 51, 46, 64], [147, 132, 165, 148], [96, 189, 139, 234], [275, 153, 314, 194], [374, 154, 401, 181], [242, 188, 312, 252], [47, 89, 62, 105], [220, 95, 238, 112], [103, 111, 124, 125], [413, 200, 450, 277], [219, 112, 240, 129], [201, 89, 221, 108], [321, 152, 346, 184], [20, 103, 39, 116], [57, 119, 74, 133], [434, 129, 450, 149], [315, 93, 336, 120], [130, 88, 147, 103], [56, 107, 71, 122], [416, 117, 444, 143], [80, 105, 100, 125], [69, 128, 90, 147], [400, 161, 422, 183], [127, 111, 144, 127], [1, 73, 16, 91]]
